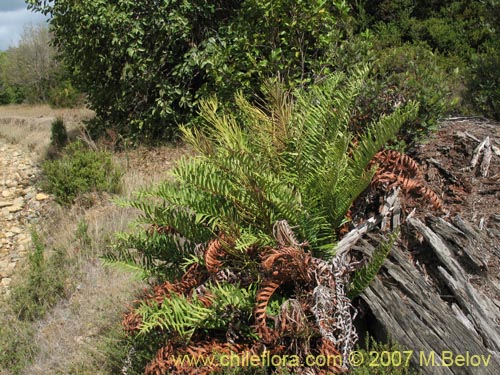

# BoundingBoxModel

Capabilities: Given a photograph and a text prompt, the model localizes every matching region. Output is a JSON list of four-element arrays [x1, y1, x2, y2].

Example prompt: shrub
[[48, 80, 84, 108], [50, 118, 69, 150], [466, 47, 500, 120], [28, 0, 351, 142], [359, 42, 455, 145], [42, 140, 123, 205], [10, 229, 68, 321]]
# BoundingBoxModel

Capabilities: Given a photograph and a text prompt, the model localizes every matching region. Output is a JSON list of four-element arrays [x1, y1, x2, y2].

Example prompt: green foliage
[[27, 0, 352, 141], [48, 80, 84, 108], [137, 283, 255, 342], [360, 42, 456, 144], [29, 0, 234, 140], [349, 231, 399, 298], [50, 117, 68, 150], [466, 46, 500, 120], [10, 229, 68, 321], [351, 0, 499, 122], [114, 68, 415, 274], [198, 0, 350, 97], [0, 23, 71, 105], [41, 141, 123, 205], [0, 314, 37, 374]]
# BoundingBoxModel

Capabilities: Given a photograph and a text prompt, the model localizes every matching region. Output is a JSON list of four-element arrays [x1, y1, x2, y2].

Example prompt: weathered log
[[358, 215, 500, 374], [334, 188, 400, 256]]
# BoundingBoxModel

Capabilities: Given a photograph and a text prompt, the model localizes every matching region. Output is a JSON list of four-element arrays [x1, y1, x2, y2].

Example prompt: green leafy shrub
[[0, 314, 36, 374], [360, 42, 455, 145], [466, 47, 500, 120], [42, 140, 123, 205], [50, 117, 69, 150], [10, 229, 68, 321], [28, 0, 352, 142], [48, 80, 84, 108]]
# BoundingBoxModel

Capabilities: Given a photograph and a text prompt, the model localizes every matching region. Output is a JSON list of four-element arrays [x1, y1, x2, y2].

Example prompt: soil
[[409, 117, 500, 305], [412, 118, 499, 223]]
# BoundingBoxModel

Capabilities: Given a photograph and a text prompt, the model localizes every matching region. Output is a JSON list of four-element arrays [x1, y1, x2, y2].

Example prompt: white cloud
[[0, 0, 27, 12], [0, 8, 48, 50]]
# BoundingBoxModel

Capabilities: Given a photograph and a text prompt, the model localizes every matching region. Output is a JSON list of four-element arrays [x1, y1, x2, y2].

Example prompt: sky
[[0, 0, 48, 50]]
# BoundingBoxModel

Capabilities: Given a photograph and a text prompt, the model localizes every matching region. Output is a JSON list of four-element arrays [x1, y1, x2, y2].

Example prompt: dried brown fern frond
[[261, 246, 312, 282], [318, 338, 347, 374], [149, 263, 204, 304], [204, 238, 227, 274], [122, 310, 142, 334], [254, 279, 282, 342], [416, 185, 443, 211], [373, 172, 442, 210], [371, 149, 443, 210], [372, 149, 420, 177], [146, 340, 251, 375]]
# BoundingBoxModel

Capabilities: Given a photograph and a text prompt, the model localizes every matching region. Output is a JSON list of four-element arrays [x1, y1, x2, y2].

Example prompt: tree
[[2, 23, 62, 103], [27, 0, 350, 142]]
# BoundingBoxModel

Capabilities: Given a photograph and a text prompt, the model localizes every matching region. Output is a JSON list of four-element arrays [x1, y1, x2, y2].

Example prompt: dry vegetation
[[0, 104, 94, 156], [0, 105, 189, 375]]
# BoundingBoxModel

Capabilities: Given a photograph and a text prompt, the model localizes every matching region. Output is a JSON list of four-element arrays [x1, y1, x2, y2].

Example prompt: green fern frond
[[348, 230, 400, 298], [136, 282, 255, 341]]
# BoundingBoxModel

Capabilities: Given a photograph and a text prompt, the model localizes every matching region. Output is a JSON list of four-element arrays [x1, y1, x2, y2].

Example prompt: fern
[[109, 66, 416, 276], [110, 68, 419, 373], [348, 231, 400, 298], [136, 282, 255, 341]]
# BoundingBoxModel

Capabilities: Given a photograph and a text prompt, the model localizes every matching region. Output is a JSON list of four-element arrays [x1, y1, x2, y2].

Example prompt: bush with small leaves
[[42, 140, 123, 205], [50, 118, 69, 150]]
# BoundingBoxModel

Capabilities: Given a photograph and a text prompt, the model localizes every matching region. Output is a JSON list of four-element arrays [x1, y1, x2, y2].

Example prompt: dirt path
[[0, 136, 51, 296]]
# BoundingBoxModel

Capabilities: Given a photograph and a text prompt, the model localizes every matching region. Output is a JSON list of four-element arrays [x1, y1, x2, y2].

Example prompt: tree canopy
[[26, 0, 500, 141]]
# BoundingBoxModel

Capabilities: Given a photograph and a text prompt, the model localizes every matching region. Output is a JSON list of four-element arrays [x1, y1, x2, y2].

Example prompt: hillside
[[1, 107, 498, 374]]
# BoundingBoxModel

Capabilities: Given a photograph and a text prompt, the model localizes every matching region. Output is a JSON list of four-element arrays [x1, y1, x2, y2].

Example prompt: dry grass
[[118, 145, 192, 195], [0, 104, 94, 157], [0, 106, 191, 375], [19, 146, 190, 375], [23, 262, 142, 375]]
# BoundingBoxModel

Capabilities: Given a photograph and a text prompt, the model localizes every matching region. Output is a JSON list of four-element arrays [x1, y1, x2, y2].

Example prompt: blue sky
[[0, 0, 48, 50]]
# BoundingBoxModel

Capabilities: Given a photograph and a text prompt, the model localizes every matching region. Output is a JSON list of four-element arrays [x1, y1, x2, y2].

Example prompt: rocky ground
[[0, 139, 50, 296]]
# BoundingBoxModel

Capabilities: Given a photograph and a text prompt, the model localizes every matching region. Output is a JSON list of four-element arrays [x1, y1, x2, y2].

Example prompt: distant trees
[[2, 23, 60, 103], [0, 23, 82, 107]]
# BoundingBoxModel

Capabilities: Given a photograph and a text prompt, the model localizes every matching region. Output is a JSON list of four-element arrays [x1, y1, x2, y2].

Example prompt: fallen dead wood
[[358, 215, 500, 374]]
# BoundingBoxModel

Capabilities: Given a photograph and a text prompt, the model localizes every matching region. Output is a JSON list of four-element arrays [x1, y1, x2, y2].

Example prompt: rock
[[35, 193, 49, 201], [13, 197, 24, 205], [0, 137, 44, 295], [10, 227, 22, 234], [7, 205, 23, 213]]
